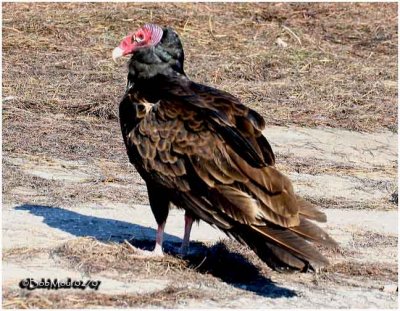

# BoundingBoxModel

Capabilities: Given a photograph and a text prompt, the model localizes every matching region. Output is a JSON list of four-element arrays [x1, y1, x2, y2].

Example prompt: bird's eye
[[135, 34, 145, 43]]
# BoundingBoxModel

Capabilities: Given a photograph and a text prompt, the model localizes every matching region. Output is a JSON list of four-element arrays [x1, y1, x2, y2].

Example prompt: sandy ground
[[2, 125, 398, 308]]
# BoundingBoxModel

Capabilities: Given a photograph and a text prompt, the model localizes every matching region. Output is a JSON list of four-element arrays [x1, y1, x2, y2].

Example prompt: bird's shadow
[[15, 204, 181, 243], [133, 238, 297, 299], [15, 204, 297, 299]]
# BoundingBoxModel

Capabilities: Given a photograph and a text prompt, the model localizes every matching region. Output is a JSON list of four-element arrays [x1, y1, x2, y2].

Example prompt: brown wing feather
[[152, 75, 273, 167], [296, 196, 327, 222], [125, 76, 336, 272]]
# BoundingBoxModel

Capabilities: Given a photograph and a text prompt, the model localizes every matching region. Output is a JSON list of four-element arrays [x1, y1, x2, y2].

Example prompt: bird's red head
[[112, 24, 163, 62]]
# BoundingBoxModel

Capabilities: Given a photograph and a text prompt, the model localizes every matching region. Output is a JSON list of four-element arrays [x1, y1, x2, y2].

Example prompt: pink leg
[[153, 222, 166, 255], [180, 214, 194, 255], [125, 222, 165, 257]]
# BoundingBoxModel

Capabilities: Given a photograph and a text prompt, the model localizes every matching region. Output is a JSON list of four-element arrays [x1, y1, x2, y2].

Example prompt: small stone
[[275, 37, 288, 48]]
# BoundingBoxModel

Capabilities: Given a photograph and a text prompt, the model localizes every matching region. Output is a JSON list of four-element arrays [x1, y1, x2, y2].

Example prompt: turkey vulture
[[113, 24, 337, 272]]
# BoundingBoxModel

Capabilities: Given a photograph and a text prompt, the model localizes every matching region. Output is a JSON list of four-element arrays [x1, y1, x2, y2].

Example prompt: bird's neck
[[127, 48, 185, 82]]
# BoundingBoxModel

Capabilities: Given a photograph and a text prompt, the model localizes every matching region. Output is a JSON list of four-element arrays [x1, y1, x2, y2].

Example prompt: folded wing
[[126, 75, 337, 271]]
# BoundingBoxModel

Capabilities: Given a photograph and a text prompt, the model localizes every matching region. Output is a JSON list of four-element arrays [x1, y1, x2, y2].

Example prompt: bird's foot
[[170, 245, 193, 258], [124, 240, 164, 258], [133, 248, 164, 258]]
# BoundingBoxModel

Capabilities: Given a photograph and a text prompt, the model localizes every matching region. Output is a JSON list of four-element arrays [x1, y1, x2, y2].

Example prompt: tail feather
[[290, 217, 338, 248], [252, 225, 330, 267], [264, 242, 310, 271], [231, 218, 334, 272]]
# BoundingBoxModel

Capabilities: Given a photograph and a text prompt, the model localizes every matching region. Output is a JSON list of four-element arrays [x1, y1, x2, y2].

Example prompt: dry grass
[[5, 236, 292, 308], [53, 237, 273, 285], [3, 236, 394, 308], [53, 237, 191, 277], [275, 155, 398, 179], [2, 3, 397, 194], [322, 261, 398, 282], [2, 286, 206, 309], [2, 247, 47, 261], [351, 231, 398, 248], [3, 2, 397, 137], [3, 236, 278, 308], [43, 236, 398, 307], [52, 236, 399, 285], [2, 150, 150, 207]]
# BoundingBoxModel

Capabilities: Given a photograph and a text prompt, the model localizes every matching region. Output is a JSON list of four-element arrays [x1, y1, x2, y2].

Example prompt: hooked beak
[[112, 47, 124, 63]]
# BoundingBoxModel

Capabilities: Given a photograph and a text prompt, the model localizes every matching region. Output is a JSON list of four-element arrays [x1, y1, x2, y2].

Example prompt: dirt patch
[[2, 153, 149, 207], [351, 231, 398, 248], [323, 261, 398, 282]]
